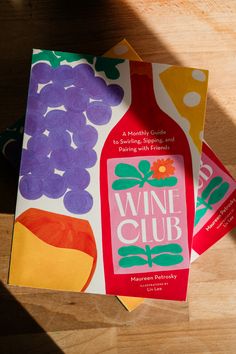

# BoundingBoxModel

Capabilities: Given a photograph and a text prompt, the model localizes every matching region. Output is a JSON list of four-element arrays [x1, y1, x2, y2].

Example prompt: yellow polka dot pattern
[[104, 39, 142, 61], [159, 66, 208, 152]]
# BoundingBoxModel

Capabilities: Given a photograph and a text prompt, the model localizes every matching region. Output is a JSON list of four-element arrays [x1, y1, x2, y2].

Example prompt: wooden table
[[0, 1, 236, 353]]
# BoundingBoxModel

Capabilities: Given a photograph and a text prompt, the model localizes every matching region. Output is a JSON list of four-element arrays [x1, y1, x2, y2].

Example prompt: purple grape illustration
[[74, 63, 95, 88], [86, 102, 112, 125], [24, 111, 45, 136], [103, 84, 124, 106], [44, 110, 68, 131], [85, 76, 107, 100], [19, 175, 43, 200], [64, 87, 89, 112], [67, 111, 86, 133], [20, 149, 38, 176], [28, 78, 38, 96], [27, 95, 47, 115], [20, 56, 124, 215], [40, 83, 65, 107], [64, 167, 90, 190], [73, 124, 98, 148], [43, 174, 67, 199], [50, 146, 75, 171], [27, 134, 52, 157], [48, 130, 71, 150], [73, 148, 97, 168], [30, 157, 53, 178], [53, 65, 74, 86], [63, 190, 93, 214], [31, 63, 54, 84]]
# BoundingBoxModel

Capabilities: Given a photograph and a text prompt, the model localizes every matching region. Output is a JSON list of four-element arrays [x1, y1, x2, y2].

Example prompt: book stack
[[7, 40, 236, 311]]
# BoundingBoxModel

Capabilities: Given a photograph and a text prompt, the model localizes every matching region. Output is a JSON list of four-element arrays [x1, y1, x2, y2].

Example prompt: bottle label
[[194, 151, 234, 234], [107, 154, 189, 274]]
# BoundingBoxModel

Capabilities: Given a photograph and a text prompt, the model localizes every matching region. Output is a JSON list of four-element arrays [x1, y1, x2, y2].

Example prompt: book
[[8, 47, 208, 301], [107, 39, 236, 310]]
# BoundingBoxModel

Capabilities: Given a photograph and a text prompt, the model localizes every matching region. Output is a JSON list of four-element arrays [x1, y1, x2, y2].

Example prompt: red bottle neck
[[129, 61, 158, 114]]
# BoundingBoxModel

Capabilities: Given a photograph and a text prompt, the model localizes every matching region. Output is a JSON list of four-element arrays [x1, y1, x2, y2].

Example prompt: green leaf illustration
[[119, 256, 148, 268], [152, 254, 183, 266], [151, 244, 183, 255], [138, 160, 151, 174], [95, 57, 124, 79], [118, 246, 146, 256], [196, 198, 203, 207], [112, 179, 141, 190], [115, 163, 142, 179], [54, 51, 94, 64], [112, 160, 178, 190], [32, 50, 94, 68], [208, 182, 229, 205], [147, 177, 177, 187], [32, 50, 60, 67], [201, 176, 223, 200], [194, 207, 208, 226], [145, 171, 154, 178]]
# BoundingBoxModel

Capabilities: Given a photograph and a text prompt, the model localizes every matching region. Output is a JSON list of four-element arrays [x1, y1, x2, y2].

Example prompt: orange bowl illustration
[[9, 208, 97, 292]]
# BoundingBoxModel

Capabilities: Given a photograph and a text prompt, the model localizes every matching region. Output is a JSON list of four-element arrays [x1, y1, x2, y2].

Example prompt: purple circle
[[64, 167, 90, 190], [43, 173, 67, 198], [63, 190, 93, 214], [20, 149, 39, 175], [24, 112, 45, 136], [19, 175, 43, 200], [73, 124, 98, 148], [29, 78, 38, 95], [103, 84, 124, 106], [39, 83, 65, 107], [50, 146, 75, 171], [48, 130, 71, 150], [64, 87, 89, 112], [27, 95, 47, 115], [53, 65, 74, 87], [27, 134, 52, 156], [31, 63, 53, 84], [86, 102, 112, 125], [86, 76, 107, 100], [44, 110, 68, 131], [67, 111, 87, 133], [31, 156, 53, 178], [73, 148, 97, 168], [73, 64, 94, 88]]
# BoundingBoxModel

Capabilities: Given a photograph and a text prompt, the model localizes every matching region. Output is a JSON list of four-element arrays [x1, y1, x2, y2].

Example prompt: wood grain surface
[[0, 1, 236, 353]]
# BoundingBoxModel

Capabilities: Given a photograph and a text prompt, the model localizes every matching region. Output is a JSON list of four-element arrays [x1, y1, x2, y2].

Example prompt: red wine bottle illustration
[[100, 61, 195, 299]]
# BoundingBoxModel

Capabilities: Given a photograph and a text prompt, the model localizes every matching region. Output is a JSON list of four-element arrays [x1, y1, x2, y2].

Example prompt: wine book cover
[[8, 49, 208, 301], [109, 41, 236, 311]]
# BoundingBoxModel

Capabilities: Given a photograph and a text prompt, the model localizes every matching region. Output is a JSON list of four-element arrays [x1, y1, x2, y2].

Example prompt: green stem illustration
[[118, 244, 183, 268], [145, 245, 152, 267], [197, 196, 212, 210], [112, 160, 178, 190], [195, 177, 230, 226]]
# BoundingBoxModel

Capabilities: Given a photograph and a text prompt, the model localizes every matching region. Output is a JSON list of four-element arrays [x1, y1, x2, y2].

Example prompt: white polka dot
[[181, 117, 191, 132], [192, 70, 206, 82], [114, 44, 129, 55], [183, 92, 201, 107], [199, 130, 204, 141]]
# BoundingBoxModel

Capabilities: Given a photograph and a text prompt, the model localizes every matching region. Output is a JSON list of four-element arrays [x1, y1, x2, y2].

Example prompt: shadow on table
[[0, 1, 235, 347], [0, 0, 236, 214], [0, 282, 63, 353], [0, 155, 18, 214]]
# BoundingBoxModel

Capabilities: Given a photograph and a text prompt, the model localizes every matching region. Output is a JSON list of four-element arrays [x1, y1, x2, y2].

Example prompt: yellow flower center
[[159, 166, 166, 173]]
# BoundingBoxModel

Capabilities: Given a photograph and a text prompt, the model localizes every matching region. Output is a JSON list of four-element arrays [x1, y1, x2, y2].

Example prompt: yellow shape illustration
[[9, 222, 94, 292], [160, 66, 208, 152], [105, 38, 142, 61]]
